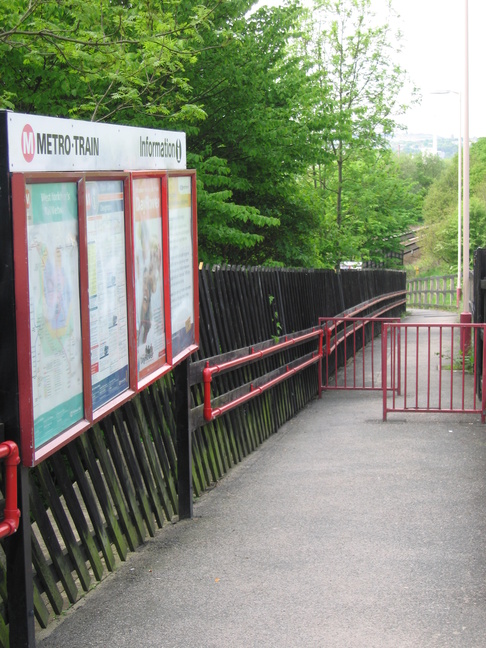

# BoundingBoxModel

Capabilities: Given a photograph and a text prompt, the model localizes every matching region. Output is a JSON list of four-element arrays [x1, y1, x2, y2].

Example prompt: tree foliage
[[421, 138, 486, 271], [183, 2, 322, 266], [0, 0, 421, 269], [0, 0, 213, 124], [299, 0, 415, 266], [396, 153, 446, 204]]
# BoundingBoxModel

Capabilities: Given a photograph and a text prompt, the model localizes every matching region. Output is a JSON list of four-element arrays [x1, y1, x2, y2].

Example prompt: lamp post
[[462, 0, 470, 316], [459, 0, 471, 352], [430, 90, 462, 307]]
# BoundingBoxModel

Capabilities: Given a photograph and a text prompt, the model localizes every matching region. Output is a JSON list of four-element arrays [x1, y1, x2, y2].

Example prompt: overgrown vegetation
[[415, 138, 486, 276]]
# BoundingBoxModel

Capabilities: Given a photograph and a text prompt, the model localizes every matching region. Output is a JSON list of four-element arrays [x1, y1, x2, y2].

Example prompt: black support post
[[0, 110, 36, 646], [4, 468, 35, 647], [174, 359, 193, 519]]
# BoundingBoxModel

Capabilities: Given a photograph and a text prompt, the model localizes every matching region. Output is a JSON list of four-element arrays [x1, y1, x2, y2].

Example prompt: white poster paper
[[86, 180, 129, 410], [26, 182, 84, 448], [133, 178, 166, 379], [168, 176, 195, 358]]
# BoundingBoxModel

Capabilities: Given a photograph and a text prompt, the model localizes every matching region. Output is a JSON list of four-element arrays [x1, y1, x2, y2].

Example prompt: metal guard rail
[[319, 290, 406, 329], [320, 316, 401, 356], [0, 440, 20, 538], [197, 290, 406, 424], [319, 288, 406, 357], [202, 328, 324, 422]]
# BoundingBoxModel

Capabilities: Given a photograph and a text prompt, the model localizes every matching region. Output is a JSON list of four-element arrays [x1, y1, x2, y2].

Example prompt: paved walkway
[[38, 310, 486, 648]]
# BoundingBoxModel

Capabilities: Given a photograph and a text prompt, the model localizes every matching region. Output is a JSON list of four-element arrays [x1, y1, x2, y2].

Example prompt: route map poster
[[168, 176, 195, 359], [133, 178, 166, 380], [26, 182, 84, 448], [86, 180, 129, 410]]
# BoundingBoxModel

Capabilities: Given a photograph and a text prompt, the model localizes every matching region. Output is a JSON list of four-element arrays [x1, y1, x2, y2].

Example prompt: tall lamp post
[[430, 90, 462, 307], [459, 0, 471, 353], [462, 0, 470, 317]]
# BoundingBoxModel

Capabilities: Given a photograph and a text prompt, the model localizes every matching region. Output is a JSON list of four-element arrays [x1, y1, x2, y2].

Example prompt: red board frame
[[11, 169, 198, 466], [129, 171, 172, 390], [167, 170, 199, 365]]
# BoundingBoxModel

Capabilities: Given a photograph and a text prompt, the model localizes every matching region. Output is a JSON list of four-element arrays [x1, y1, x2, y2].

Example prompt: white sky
[[394, 0, 486, 138]]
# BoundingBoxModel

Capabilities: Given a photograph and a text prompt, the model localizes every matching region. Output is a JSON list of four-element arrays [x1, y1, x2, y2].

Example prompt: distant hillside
[[389, 134, 474, 159]]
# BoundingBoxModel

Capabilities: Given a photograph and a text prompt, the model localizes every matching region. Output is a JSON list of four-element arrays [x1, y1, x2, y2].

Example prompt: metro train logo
[[21, 125, 35, 163]]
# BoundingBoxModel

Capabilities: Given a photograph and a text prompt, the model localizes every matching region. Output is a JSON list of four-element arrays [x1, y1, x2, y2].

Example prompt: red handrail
[[203, 329, 323, 422], [0, 441, 21, 538]]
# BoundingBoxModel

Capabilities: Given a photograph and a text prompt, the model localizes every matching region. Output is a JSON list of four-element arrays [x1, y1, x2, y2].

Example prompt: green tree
[[421, 139, 486, 270], [303, 0, 413, 266], [319, 148, 421, 266], [0, 0, 213, 125], [396, 153, 446, 204], [182, 1, 321, 266]]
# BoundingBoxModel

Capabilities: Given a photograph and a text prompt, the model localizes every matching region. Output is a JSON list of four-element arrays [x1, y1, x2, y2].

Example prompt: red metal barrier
[[0, 440, 21, 538], [383, 322, 486, 423], [203, 329, 323, 422], [320, 317, 400, 391], [332, 290, 406, 320]]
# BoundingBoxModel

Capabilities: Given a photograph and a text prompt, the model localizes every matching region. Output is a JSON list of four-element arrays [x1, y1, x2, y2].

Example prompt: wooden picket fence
[[407, 274, 457, 309], [0, 266, 405, 646]]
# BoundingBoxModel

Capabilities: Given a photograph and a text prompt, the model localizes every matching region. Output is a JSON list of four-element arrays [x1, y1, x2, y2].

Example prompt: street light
[[462, 0, 470, 317], [459, 0, 471, 352], [430, 90, 462, 307]]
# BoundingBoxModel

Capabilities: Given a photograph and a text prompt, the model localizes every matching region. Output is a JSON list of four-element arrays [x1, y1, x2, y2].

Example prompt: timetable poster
[[168, 176, 195, 358], [133, 178, 166, 380], [86, 180, 129, 410], [26, 182, 84, 448]]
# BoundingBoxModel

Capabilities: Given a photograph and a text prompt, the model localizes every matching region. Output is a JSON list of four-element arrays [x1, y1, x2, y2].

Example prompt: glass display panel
[[86, 180, 129, 410], [133, 178, 166, 379], [168, 176, 195, 358], [26, 182, 84, 448]]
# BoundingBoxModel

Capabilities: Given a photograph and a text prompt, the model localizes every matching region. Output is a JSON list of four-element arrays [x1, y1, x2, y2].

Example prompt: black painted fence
[[0, 266, 405, 646]]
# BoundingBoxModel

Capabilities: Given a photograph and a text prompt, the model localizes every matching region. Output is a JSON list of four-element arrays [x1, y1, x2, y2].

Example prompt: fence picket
[[407, 274, 457, 309], [101, 415, 152, 542], [63, 443, 117, 572]]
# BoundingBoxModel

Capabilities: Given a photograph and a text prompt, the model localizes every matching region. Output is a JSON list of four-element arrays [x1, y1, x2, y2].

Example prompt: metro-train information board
[[3, 111, 198, 466]]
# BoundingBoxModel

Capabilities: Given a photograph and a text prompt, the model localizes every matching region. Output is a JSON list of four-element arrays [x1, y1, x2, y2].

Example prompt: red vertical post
[[371, 321, 375, 389], [318, 329, 323, 398], [450, 325, 455, 409], [415, 326, 419, 409], [343, 321, 347, 388], [382, 324, 388, 421], [391, 326, 396, 408], [482, 325, 486, 423], [403, 326, 408, 410], [397, 325, 401, 396], [438, 326, 443, 411], [427, 327, 431, 410], [361, 320, 364, 387], [326, 325, 331, 388], [472, 328, 478, 410]]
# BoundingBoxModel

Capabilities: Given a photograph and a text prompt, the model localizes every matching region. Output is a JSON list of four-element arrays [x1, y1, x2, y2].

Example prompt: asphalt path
[[37, 310, 486, 648]]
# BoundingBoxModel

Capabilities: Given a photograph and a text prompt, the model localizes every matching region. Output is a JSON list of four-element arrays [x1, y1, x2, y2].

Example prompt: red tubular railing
[[321, 316, 401, 391], [383, 322, 486, 423], [203, 329, 323, 422], [0, 440, 21, 538]]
